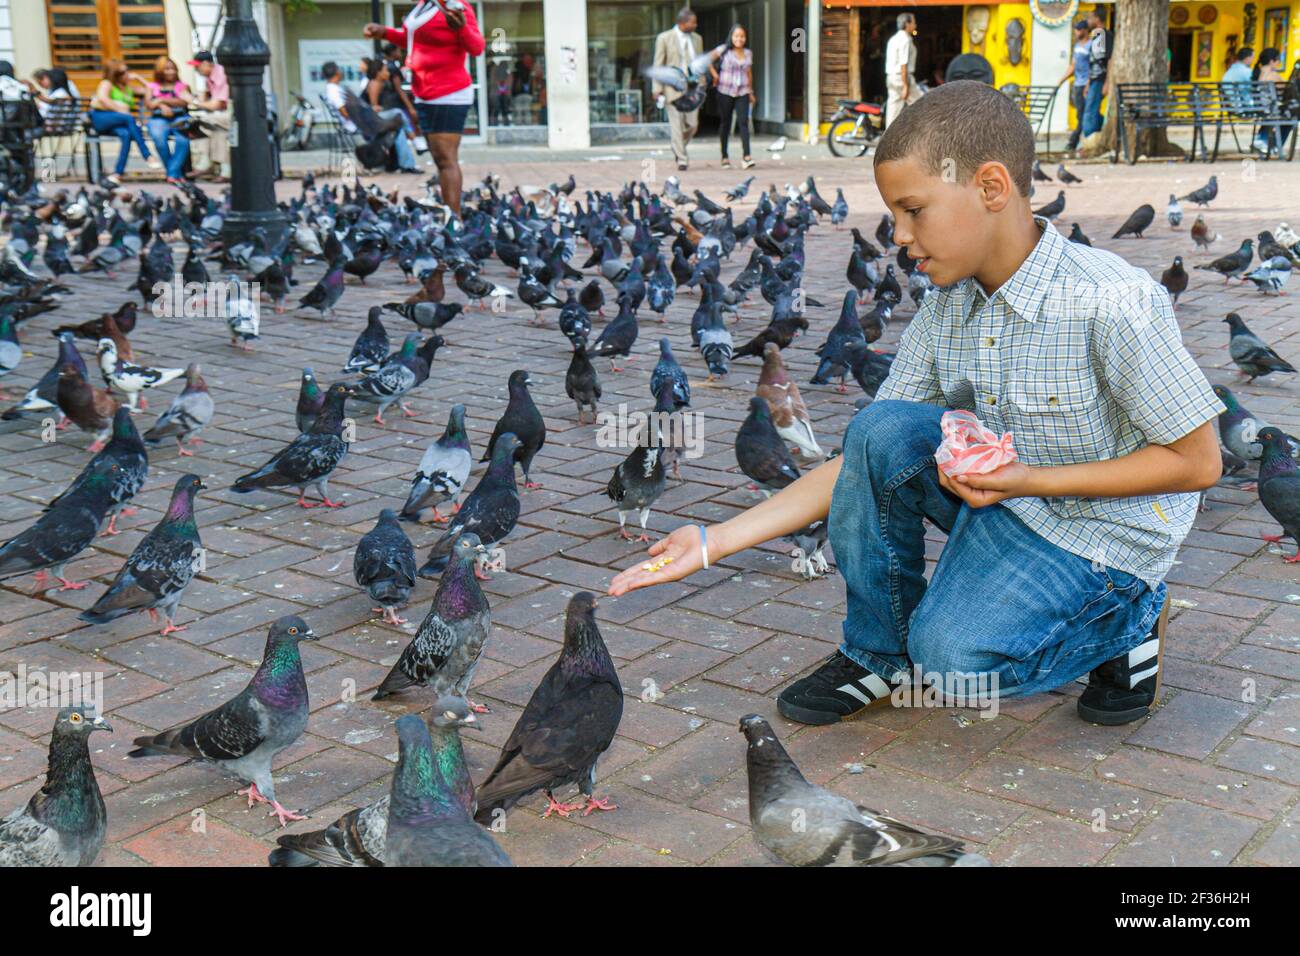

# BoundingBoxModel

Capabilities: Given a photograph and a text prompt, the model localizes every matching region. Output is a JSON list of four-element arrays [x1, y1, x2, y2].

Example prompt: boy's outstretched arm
[[608, 454, 844, 596]]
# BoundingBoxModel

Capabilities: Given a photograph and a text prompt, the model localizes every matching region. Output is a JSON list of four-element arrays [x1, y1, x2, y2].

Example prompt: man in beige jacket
[[653, 7, 705, 170]]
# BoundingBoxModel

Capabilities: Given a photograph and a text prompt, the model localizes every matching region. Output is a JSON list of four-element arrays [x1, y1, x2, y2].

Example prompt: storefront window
[[482, 1, 545, 127], [587, 0, 677, 125]]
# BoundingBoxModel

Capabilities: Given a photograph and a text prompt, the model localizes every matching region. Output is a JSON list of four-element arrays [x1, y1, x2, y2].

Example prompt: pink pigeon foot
[[268, 801, 307, 827], [376, 606, 408, 625], [581, 796, 618, 816], [542, 794, 583, 818], [468, 699, 491, 714], [160, 621, 186, 636], [56, 577, 86, 591], [237, 783, 270, 808]]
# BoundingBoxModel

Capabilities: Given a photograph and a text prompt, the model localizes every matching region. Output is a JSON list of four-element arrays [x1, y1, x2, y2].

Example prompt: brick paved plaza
[[0, 150, 1296, 867]]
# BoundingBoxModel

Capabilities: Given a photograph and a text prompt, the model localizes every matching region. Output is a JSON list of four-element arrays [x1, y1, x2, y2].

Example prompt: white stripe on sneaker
[[1128, 639, 1159, 668], [837, 683, 876, 707], [859, 672, 892, 698], [1129, 663, 1159, 687]]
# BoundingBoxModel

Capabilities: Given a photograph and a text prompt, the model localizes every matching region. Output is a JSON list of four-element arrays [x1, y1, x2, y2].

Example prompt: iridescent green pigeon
[[0, 707, 112, 866], [385, 713, 511, 867], [128, 615, 318, 826], [1258, 427, 1300, 563]]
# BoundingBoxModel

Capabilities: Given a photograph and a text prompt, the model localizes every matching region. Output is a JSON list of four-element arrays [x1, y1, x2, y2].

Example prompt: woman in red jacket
[[365, 0, 485, 216]]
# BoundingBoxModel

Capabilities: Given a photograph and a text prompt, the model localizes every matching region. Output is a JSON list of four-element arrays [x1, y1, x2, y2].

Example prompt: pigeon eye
[[289, 626, 299, 635], [69, 713, 82, 724]]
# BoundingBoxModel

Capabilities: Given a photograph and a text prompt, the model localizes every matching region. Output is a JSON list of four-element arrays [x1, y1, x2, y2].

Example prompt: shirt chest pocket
[[1004, 372, 1102, 465]]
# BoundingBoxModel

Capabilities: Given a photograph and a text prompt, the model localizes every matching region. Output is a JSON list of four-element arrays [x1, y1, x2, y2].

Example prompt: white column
[[1030, 17, 1073, 135], [806, 0, 820, 142], [543, 0, 590, 149]]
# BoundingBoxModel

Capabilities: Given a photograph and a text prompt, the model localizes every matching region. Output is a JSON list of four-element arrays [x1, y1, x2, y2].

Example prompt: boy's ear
[[974, 160, 1017, 213]]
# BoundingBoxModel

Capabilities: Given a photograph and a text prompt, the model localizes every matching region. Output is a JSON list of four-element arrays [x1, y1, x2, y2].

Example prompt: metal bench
[[1115, 82, 1296, 164], [1000, 84, 1062, 154], [33, 95, 85, 181], [318, 93, 363, 176], [0, 90, 42, 194]]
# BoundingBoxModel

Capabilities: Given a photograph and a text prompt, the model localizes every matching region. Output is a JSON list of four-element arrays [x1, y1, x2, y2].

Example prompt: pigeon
[[740, 714, 990, 866], [384, 300, 463, 332], [558, 288, 592, 346], [0, 458, 118, 591], [79, 474, 205, 635], [1195, 240, 1253, 283], [143, 363, 213, 456], [295, 367, 325, 433], [698, 304, 733, 380], [1257, 428, 1300, 563], [1179, 175, 1217, 207], [1056, 164, 1082, 185], [57, 362, 120, 451], [385, 714, 512, 867], [401, 403, 472, 524], [355, 509, 417, 626], [1166, 194, 1183, 229], [453, 264, 512, 310], [46, 405, 148, 536], [1224, 312, 1296, 382], [1032, 190, 1065, 221], [96, 339, 184, 412], [737, 395, 801, 496], [578, 278, 605, 316], [1112, 204, 1155, 239], [343, 237, 384, 284], [375, 534, 491, 703], [128, 616, 318, 827], [350, 333, 444, 425], [843, 342, 895, 399], [482, 369, 546, 489], [420, 433, 521, 578], [232, 382, 351, 508], [724, 176, 756, 202], [298, 255, 346, 318], [565, 341, 602, 424], [1031, 159, 1052, 183], [650, 338, 690, 409], [1258, 230, 1299, 266], [1244, 256, 1292, 295], [758, 342, 822, 458], [222, 274, 261, 349], [267, 698, 480, 867], [767, 135, 787, 153], [1212, 384, 1298, 461], [607, 443, 667, 542], [54, 301, 138, 343], [787, 516, 831, 579], [588, 297, 639, 372], [812, 292, 867, 392], [0, 707, 112, 867], [1160, 256, 1188, 305], [1067, 223, 1091, 246], [1191, 214, 1219, 250], [517, 263, 564, 325], [830, 188, 849, 227], [0, 312, 19, 397], [875, 214, 894, 250], [343, 306, 390, 374], [475, 592, 622, 821], [874, 264, 902, 306]]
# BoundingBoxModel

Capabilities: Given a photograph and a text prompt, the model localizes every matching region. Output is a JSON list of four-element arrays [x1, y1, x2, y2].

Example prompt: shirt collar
[[961, 216, 1063, 324]]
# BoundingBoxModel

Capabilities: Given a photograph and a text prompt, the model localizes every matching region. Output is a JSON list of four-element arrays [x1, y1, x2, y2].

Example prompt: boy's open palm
[[608, 525, 704, 596]]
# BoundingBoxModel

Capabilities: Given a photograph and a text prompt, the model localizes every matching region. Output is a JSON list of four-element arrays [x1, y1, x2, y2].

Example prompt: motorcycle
[[280, 90, 316, 151], [826, 98, 884, 158]]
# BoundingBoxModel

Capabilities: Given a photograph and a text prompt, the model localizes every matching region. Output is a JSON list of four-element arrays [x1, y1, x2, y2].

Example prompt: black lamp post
[[218, 0, 287, 250], [371, 0, 383, 57]]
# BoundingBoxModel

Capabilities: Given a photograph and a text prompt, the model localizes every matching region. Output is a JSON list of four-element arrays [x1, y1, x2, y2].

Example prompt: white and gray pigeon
[[1166, 194, 1183, 229], [96, 338, 184, 411], [607, 444, 667, 542], [0, 312, 20, 395], [741, 714, 991, 866], [373, 534, 492, 708], [128, 615, 318, 826], [267, 697, 480, 867], [385, 714, 512, 867], [0, 707, 112, 867], [400, 403, 472, 523], [1244, 255, 1292, 295], [143, 362, 213, 456]]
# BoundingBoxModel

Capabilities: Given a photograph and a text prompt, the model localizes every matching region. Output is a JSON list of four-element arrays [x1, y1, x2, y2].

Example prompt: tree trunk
[[1094, 0, 1180, 159]]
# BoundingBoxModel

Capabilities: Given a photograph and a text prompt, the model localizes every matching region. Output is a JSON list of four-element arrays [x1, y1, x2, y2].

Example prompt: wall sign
[[1029, 1, 1079, 28]]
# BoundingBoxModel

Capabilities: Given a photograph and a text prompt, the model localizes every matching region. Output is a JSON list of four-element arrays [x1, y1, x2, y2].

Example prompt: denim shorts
[[416, 103, 470, 134]]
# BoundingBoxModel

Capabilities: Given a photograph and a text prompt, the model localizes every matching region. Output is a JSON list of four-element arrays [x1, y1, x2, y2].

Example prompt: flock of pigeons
[[0, 149, 1295, 867]]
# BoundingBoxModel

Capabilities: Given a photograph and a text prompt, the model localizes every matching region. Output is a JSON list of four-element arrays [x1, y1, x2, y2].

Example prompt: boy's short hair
[[872, 80, 1035, 197]]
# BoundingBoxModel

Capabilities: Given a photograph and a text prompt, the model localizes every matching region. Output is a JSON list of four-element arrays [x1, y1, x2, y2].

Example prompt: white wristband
[[698, 525, 709, 570]]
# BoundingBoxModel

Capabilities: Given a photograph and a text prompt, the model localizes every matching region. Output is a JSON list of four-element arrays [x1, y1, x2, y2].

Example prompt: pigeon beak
[[302, 628, 319, 641], [92, 716, 114, 732]]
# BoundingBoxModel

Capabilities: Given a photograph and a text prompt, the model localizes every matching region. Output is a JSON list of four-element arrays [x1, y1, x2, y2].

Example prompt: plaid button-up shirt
[[876, 218, 1224, 587]]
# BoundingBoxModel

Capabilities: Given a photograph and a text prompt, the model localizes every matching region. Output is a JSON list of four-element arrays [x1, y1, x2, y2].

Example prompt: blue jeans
[[1067, 84, 1087, 150], [829, 400, 1164, 698], [146, 116, 190, 178], [89, 110, 152, 174], [377, 108, 417, 169], [1081, 79, 1105, 137]]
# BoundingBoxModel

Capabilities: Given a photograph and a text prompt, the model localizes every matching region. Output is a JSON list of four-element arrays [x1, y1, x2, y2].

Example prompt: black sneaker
[[1077, 597, 1169, 726], [778, 651, 901, 725]]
